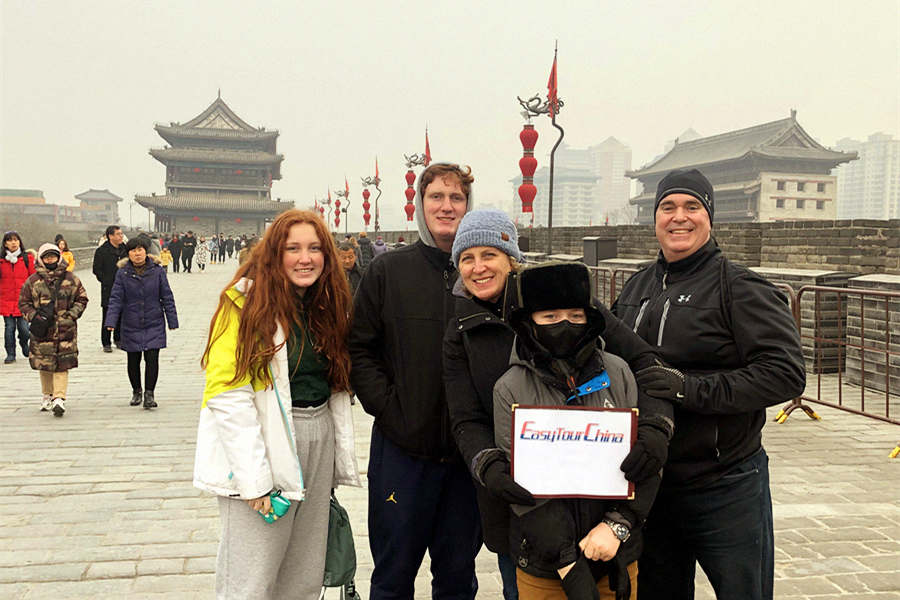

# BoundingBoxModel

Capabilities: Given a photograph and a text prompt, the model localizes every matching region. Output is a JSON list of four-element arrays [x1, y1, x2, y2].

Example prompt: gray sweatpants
[[216, 404, 335, 599]]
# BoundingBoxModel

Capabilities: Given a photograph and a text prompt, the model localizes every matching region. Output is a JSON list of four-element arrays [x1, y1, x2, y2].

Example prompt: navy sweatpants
[[367, 425, 482, 600]]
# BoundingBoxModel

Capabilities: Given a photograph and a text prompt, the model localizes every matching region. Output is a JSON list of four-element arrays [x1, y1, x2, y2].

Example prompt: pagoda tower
[[136, 94, 292, 234]]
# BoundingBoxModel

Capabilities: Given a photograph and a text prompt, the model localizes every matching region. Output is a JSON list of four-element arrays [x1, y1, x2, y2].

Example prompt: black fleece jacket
[[350, 241, 459, 460], [612, 238, 805, 489]]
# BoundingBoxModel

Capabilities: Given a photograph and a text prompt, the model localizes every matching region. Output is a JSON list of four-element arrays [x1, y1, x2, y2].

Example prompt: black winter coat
[[612, 239, 805, 489], [92, 240, 127, 307], [443, 279, 667, 553], [350, 241, 459, 460]]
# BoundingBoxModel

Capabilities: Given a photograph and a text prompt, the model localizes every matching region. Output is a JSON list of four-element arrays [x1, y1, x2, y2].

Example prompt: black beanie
[[654, 168, 714, 223]]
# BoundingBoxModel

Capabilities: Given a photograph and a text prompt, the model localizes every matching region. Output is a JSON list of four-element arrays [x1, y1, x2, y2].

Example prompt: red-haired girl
[[194, 210, 361, 597]]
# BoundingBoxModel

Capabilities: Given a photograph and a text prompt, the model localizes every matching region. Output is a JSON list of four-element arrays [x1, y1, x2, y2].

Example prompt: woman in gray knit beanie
[[445, 208, 526, 600]]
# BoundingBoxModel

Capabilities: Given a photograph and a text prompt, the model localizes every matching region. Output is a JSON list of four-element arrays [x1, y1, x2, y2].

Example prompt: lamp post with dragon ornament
[[361, 158, 382, 232], [402, 152, 429, 230], [335, 178, 351, 235], [517, 45, 563, 254]]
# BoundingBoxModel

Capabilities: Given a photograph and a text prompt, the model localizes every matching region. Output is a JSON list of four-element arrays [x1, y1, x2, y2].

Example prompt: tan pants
[[39, 371, 69, 399], [517, 561, 638, 600]]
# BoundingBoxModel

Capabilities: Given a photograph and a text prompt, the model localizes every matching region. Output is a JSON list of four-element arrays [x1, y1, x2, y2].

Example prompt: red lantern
[[518, 183, 537, 213], [192, 216, 200, 222], [193, 167, 200, 173], [235, 169, 243, 175], [235, 217, 242, 223], [519, 124, 539, 213], [334, 213, 341, 229], [362, 188, 371, 227], [520, 124, 538, 151], [404, 169, 416, 221]]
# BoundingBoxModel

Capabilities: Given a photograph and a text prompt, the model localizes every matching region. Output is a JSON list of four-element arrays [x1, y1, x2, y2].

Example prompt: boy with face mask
[[492, 262, 661, 600]]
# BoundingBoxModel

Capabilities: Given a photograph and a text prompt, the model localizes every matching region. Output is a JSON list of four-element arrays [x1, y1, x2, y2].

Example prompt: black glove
[[608, 553, 632, 600], [635, 364, 686, 403], [620, 422, 669, 482], [482, 459, 536, 506], [561, 556, 601, 600]]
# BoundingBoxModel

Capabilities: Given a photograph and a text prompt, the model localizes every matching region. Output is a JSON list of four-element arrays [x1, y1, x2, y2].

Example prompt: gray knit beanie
[[451, 209, 523, 267]]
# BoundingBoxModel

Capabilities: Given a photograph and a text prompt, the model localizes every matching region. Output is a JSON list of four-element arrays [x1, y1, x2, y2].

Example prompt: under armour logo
[[386, 492, 397, 504], [677, 294, 692, 304]]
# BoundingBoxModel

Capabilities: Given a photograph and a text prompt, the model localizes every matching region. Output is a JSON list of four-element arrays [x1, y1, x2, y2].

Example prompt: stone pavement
[[0, 261, 898, 599]]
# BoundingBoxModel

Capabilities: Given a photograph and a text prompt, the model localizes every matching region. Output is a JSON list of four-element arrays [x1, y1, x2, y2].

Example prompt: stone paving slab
[[0, 262, 897, 599]]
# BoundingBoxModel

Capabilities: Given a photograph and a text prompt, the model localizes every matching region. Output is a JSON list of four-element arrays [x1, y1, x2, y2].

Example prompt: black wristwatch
[[603, 519, 631, 543]]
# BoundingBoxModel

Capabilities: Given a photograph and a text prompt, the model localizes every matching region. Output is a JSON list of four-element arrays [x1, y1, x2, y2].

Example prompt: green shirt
[[286, 313, 330, 408]]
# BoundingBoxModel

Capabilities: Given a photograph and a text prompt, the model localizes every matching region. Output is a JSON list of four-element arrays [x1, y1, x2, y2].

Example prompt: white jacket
[[193, 279, 361, 501]]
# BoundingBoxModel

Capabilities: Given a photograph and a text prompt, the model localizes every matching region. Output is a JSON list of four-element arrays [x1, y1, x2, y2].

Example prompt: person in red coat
[[1, 231, 36, 364]]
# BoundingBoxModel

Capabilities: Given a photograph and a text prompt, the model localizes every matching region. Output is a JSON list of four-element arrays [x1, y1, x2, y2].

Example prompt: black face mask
[[531, 320, 587, 358]]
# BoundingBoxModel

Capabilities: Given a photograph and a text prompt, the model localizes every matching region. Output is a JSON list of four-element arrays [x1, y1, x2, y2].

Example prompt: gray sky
[[2, 0, 898, 233]]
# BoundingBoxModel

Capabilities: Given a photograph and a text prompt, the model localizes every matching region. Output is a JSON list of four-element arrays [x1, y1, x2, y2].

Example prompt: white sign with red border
[[511, 405, 637, 499]]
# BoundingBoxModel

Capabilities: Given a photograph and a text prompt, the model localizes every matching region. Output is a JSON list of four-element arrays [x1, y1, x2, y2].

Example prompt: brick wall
[[375, 218, 900, 276]]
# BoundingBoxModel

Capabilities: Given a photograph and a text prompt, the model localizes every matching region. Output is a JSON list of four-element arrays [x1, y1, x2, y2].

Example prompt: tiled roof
[[182, 97, 256, 131], [135, 191, 293, 214], [155, 124, 277, 142], [149, 148, 283, 166], [629, 116, 856, 177], [75, 188, 123, 202]]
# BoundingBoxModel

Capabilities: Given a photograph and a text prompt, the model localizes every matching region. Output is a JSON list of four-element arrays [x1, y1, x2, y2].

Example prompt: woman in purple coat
[[105, 237, 178, 409]]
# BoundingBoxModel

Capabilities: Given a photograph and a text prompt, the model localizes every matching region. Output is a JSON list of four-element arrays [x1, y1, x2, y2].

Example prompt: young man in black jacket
[[180, 231, 196, 273], [612, 169, 806, 600], [91, 225, 127, 352], [350, 162, 481, 599]]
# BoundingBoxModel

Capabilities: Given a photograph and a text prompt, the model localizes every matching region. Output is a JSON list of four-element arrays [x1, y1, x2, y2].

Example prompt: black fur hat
[[514, 261, 592, 315]]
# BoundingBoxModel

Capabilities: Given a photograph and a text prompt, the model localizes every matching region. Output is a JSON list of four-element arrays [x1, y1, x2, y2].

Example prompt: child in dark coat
[[105, 237, 178, 409], [493, 262, 663, 600]]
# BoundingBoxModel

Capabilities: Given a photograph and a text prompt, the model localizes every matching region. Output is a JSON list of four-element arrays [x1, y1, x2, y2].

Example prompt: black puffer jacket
[[350, 241, 459, 460], [611, 239, 805, 489], [443, 277, 668, 553], [92, 240, 127, 307]]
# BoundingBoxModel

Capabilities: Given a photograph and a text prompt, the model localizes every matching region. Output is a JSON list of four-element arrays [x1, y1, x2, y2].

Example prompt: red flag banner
[[345, 177, 349, 195], [424, 130, 432, 166], [375, 157, 379, 179], [547, 53, 558, 118]]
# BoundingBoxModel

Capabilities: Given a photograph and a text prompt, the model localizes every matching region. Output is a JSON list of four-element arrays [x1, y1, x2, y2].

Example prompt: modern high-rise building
[[834, 133, 900, 219]]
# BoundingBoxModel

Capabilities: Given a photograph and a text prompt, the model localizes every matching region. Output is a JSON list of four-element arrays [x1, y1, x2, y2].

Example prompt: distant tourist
[[208, 236, 218, 265], [372, 235, 388, 257], [225, 235, 235, 259], [337, 242, 362, 294], [356, 231, 374, 270], [19, 244, 88, 416], [218, 233, 227, 262], [105, 236, 178, 410], [159, 247, 172, 272], [195, 209, 360, 598], [92, 225, 127, 352], [169, 234, 182, 273], [1, 231, 35, 364], [56, 238, 75, 272], [181, 231, 197, 273], [394, 235, 407, 248], [196, 237, 209, 272]]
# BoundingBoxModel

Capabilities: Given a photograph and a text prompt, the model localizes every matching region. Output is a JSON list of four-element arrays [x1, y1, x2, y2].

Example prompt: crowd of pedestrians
[[1, 164, 805, 600]]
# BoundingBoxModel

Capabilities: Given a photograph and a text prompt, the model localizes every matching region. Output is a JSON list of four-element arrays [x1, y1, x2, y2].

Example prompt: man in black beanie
[[611, 168, 805, 600]]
